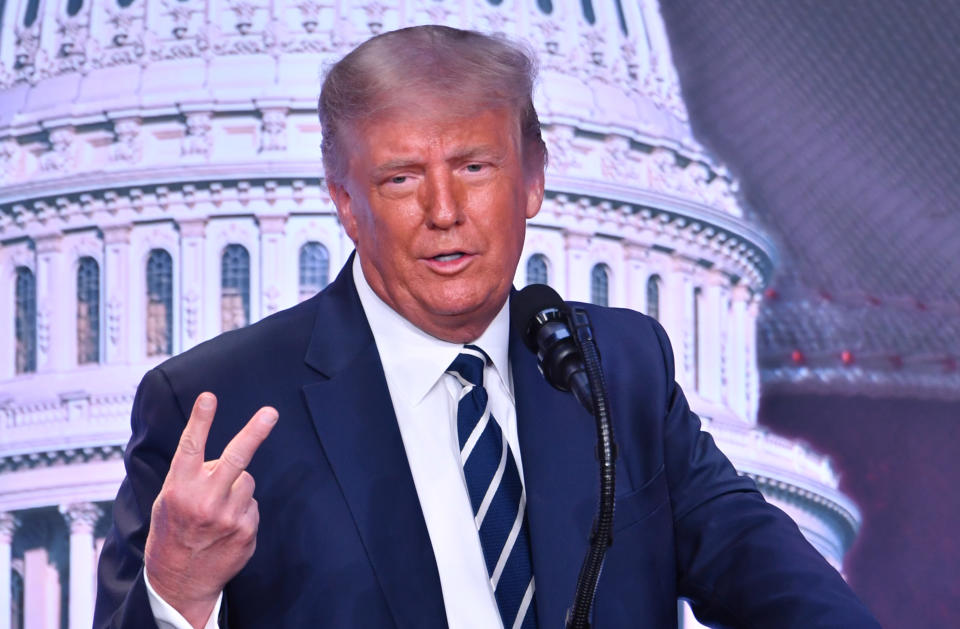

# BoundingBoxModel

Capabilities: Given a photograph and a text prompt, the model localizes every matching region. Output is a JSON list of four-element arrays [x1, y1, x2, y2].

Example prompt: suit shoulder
[[572, 302, 667, 349], [569, 302, 674, 383]]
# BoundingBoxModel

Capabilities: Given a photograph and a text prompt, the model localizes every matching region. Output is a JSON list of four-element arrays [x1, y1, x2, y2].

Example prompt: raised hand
[[144, 392, 278, 628]]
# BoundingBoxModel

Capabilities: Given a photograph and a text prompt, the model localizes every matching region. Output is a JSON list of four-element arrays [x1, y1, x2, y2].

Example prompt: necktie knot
[[447, 344, 488, 388]]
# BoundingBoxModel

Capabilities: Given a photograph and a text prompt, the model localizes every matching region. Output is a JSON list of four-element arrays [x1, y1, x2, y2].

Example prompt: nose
[[421, 168, 464, 229]]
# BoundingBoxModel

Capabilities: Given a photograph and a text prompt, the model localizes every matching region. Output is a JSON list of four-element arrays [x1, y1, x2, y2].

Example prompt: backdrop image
[[0, 1, 956, 628]]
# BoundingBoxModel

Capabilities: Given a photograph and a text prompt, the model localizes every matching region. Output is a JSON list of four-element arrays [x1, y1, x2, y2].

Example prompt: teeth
[[434, 253, 464, 262]]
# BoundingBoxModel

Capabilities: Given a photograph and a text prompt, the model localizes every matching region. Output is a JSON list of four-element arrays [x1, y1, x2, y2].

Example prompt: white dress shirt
[[147, 255, 523, 628]]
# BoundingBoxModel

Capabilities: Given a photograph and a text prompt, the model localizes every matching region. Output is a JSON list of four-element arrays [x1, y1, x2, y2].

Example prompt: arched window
[[77, 257, 100, 364], [299, 242, 329, 301], [590, 263, 609, 306], [221, 245, 250, 331], [614, 0, 628, 34], [646, 275, 661, 321], [15, 267, 37, 374], [525, 254, 549, 286], [117, 0, 135, 7], [23, 0, 40, 27], [146, 249, 173, 356], [536, 0, 553, 14], [66, 0, 83, 17], [581, 0, 596, 25]]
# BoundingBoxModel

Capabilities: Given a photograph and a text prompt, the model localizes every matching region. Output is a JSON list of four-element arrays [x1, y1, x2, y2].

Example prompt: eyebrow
[[370, 145, 507, 180], [371, 159, 422, 180], [447, 145, 506, 164]]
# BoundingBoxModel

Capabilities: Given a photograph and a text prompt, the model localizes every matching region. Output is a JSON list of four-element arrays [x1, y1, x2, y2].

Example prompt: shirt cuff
[[144, 568, 222, 629]]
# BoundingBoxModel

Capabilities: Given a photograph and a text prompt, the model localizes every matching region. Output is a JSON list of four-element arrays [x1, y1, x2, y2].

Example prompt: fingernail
[[199, 394, 214, 410], [260, 409, 278, 425]]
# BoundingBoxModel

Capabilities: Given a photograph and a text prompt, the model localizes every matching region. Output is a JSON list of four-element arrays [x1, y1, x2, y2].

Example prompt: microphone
[[511, 283, 594, 414], [512, 283, 617, 629]]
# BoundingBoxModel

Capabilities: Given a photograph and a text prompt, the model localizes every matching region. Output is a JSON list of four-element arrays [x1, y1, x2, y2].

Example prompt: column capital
[[0, 512, 18, 543], [731, 282, 752, 302], [257, 214, 288, 234], [562, 228, 592, 251], [33, 233, 64, 254], [667, 254, 697, 276], [704, 268, 729, 288], [102, 224, 133, 245], [177, 218, 207, 238], [623, 241, 649, 262], [59, 502, 102, 535]]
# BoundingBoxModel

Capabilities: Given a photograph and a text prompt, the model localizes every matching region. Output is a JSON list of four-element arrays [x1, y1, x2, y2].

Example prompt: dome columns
[[623, 241, 650, 312], [258, 213, 289, 316], [103, 225, 133, 365], [60, 502, 102, 629], [696, 270, 727, 403], [0, 512, 16, 629], [34, 234, 72, 373], [178, 218, 208, 352], [727, 284, 752, 421], [662, 256, 697, 388], [562, 229, 594, 303]]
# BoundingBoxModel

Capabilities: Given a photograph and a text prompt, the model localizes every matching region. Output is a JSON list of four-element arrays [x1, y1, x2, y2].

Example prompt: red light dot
[[764, 288, 778, 300], [791, 350, 805, 364], [841, 350, 854, 365]]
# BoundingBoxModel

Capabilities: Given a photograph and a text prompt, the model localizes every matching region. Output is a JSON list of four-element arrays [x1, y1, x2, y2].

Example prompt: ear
[[328, 180, 360, 243], [524, 168, 545, 220]]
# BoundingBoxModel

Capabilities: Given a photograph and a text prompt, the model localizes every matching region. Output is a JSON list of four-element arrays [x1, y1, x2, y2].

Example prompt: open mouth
[[432, 252, 466, 262]]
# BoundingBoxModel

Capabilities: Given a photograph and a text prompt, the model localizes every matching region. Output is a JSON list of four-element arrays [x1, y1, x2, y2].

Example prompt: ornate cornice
[[0, 445, 124, 473]]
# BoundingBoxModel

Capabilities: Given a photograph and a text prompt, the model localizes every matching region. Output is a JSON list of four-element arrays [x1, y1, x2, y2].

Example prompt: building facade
[[0, 1, 859, 628]]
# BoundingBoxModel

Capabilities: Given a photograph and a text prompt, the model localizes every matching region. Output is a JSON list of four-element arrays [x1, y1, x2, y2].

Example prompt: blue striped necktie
[[447, 345, 537, 629]]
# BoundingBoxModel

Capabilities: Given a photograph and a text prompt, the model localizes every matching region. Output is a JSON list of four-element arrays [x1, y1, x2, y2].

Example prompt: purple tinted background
[[759, 395, 960, 628], [658, 1, 960, 627]]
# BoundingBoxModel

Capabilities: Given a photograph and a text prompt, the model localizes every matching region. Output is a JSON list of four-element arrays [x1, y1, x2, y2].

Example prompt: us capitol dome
[[0, 1, 860, 627]]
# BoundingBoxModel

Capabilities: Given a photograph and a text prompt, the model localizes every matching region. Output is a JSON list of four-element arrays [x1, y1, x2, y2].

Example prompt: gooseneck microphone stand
[[515, 285, 618, 629], [563, 306, 617, 629]]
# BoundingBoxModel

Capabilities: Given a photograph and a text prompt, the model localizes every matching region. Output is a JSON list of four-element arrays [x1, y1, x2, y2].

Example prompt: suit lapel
[[301, 260, 447, 629], [510, 325, 599, 629]]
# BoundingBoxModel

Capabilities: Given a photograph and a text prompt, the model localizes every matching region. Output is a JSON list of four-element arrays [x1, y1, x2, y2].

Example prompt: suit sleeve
[[649, 319, 881, 628], [93, 368, 187, 629]]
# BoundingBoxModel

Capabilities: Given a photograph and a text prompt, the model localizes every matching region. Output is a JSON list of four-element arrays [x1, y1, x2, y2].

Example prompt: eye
[[390, 175, 408, 184], [465, 163, 484, 173]]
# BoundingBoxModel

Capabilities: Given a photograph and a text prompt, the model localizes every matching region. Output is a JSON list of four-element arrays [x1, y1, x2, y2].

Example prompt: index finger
[[213, 406, 279, 483], [170, 392, 218, 477]]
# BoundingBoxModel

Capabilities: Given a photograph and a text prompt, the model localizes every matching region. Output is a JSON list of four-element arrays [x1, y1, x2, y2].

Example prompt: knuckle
[[221, 448, 248, 471], [218, 512, 237, 531], [195, 498, 220, 525], [239, 471, 256, 493], [239, 516, 258, 541], [178, 433, 202, 456]]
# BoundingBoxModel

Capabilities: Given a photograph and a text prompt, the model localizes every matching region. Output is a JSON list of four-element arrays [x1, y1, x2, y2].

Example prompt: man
[[95, 25, 880, 628]]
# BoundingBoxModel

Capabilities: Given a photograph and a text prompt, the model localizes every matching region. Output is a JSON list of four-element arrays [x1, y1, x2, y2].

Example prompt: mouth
[[423, 251, 475, 274], [431, 252, 467, 262]]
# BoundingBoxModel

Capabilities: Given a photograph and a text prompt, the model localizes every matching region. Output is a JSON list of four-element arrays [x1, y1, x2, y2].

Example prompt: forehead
[[346, 102, 522, 165]]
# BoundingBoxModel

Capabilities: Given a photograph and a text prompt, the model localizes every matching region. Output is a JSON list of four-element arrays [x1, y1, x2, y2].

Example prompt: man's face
[[329, 104, 544, 343]]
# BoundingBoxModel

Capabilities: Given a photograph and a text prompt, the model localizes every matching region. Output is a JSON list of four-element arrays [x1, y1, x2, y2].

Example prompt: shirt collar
[[352, 254, 512, 406]]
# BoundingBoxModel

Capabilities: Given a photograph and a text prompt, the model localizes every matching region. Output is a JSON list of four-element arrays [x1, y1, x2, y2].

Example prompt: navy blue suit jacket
[[95, 259, 880, 628]]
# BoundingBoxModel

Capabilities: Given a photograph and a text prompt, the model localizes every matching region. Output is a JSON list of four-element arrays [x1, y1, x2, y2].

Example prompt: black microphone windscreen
[[512, 284, 566, 351]]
